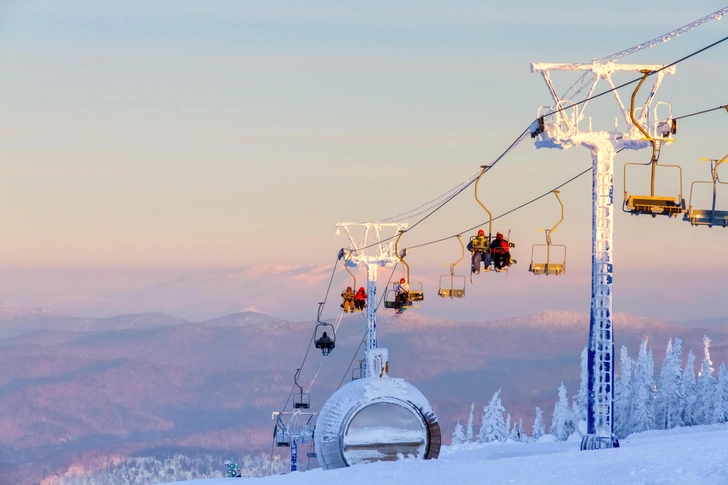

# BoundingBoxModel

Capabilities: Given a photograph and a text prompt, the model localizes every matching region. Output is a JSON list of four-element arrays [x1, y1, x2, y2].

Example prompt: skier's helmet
[[477, 229, 485, 236], [400, 277, 406, 283]]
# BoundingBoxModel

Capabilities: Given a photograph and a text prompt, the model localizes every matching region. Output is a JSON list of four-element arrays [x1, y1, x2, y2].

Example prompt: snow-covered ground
[[162, 424, 728, 485]]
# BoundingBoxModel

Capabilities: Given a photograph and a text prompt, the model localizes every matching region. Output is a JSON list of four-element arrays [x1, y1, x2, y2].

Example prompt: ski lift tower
[[335, 222, 407, 377], [529, 61, 676, 449], [272, 410, 316, 472]]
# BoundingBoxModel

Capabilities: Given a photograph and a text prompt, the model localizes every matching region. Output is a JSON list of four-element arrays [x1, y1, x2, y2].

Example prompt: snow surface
[[160, 424, 728, 485]]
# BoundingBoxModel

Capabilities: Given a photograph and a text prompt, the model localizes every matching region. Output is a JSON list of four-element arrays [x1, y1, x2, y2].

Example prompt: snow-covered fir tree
[[532, 407, 545, 442], [681, 350, 698, 426], [477, 390, 508, 443], [466, 403, 475, 443], [630, 339, 655, 434], [654, 338, 684, 430], [451, 421, 467, 445], [550, 382, 576, 441], [696, 335, 717, 425], [713, 363, 728, 424], [516, 418, 527, 443], [572, 347, 588, 424], [614, 345, 633, 439], [505, 413, 511, 440]]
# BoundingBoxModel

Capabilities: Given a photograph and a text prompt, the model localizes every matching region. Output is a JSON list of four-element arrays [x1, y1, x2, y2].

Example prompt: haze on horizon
[[1, 1, 726, 322]]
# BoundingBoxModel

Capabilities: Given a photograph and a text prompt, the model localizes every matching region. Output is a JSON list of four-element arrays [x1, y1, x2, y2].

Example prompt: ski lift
[[292, 368, 310, 410], [471, 165, 516, 281], [313, 302, 335, 356], [623, 70, 684, 217], [340, 249, 360, 313], [274, 415, 291, 447], [384, 230, 424, 311], [529, 190, 567, 275], [306, 437, 317, 459], [684, 155, 728, 227], [438, 235, 466, 298]]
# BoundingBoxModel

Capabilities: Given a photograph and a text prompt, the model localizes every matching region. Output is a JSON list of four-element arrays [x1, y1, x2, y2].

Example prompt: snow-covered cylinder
[[315, 377, 441, 470]]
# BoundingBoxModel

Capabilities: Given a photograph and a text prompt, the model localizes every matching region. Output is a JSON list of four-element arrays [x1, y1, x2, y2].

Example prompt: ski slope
[[164, 424, 728, 485]]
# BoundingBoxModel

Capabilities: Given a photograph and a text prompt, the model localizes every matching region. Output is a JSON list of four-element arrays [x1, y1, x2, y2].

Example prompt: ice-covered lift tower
[[529, 61, 676, 450], [335, 221, 407, 377]]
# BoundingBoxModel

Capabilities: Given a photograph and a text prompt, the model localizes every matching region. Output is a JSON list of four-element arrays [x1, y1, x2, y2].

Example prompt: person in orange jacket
[[354, 287, 367, 312]]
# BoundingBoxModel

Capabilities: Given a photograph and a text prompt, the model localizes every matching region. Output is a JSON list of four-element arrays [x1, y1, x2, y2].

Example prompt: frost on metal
[[315, 377, 441, 470], [336, 222, 405, 376], [530, 59, 676, 448]]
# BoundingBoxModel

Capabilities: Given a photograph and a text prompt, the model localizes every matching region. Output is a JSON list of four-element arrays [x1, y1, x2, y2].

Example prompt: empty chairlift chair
[[292, 368, 310, 410], [529, 190, 567, 276], [623, 72, 684, 218], [684, 155, 728, 228], [438, 235, 466, 298]]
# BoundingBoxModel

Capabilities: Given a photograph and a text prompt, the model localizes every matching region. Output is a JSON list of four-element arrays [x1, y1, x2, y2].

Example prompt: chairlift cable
[[673, 104, 728, 120], [405, 166, 593, 251], [347, 36, 728, 255], [374, 11, 728, 225]]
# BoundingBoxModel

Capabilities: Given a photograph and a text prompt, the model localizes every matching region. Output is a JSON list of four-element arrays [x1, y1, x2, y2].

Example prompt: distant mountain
[[1, 307, 726, 485], [201, 311, 288, 328], [674, 316, 728, 328], [0, 309, 191, 340]]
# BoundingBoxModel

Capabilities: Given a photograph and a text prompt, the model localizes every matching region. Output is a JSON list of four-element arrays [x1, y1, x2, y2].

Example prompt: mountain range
[[0, 307, 725, 485]]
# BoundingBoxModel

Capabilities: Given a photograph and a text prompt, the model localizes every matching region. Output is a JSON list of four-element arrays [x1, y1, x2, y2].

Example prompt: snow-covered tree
[[516, 418, 527, 443], [505, 413, 511, 440], [532, 407, 545, 441], [713, 363, 728, 424], [629, 338, 654, 434], [614, 345, 633, 438], [696, 335, 717, 425], [551, 382, 576, 441], [478, 390, 508, 443], [466, 403, 475, 443], [451, 421, 467, 445], [681, 350, 697, 426], [572, 347, 589, 424], [654, 338, 684, 430]]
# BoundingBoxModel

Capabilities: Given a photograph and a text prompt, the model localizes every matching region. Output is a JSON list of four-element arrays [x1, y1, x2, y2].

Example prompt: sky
[[0, 1, 727, 322]]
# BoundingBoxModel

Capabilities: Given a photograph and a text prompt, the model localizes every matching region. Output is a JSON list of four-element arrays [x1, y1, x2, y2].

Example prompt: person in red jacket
[[490, 232, 512, 272], [354, 287, 367, 312]]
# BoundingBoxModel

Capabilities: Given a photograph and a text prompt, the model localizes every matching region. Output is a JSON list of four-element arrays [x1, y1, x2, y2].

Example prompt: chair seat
[[438, 289, 465, 298], [626, 195, 683, 215], [685, 209, 728, 227], [529, 263, 565, 275]]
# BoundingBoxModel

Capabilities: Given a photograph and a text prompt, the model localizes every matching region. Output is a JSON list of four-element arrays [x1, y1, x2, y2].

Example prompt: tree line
[[452, 335, 728, 444]]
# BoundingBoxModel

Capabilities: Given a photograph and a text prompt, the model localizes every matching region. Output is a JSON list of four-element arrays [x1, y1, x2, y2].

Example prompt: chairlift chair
[[338, 250, 359, 313], [623, 71, 684, 218], [529, 190, 567, 275], [383, 231, 424, 310], [684, 155, 728, 228], [292, 368, 310, 410], [438, 235, 466, 298], [471, 165, 516, 279], [273, 418, 291, 447], [313, 302, 336, 356]]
